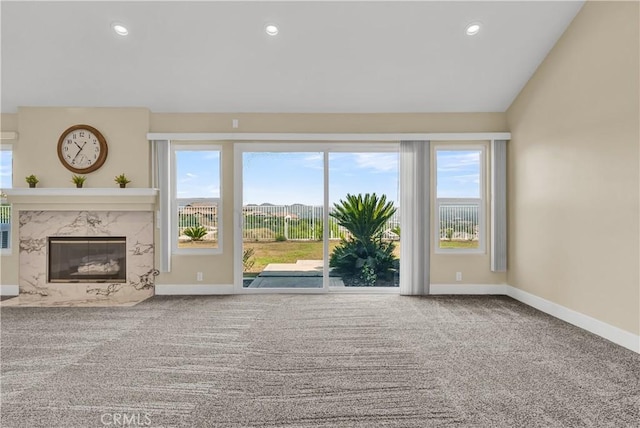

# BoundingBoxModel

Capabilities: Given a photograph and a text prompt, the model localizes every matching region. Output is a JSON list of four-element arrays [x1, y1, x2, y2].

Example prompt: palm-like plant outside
[[329, 193, 398, 284], [183, 226, 208, 241], [330, 193, 396, 242]]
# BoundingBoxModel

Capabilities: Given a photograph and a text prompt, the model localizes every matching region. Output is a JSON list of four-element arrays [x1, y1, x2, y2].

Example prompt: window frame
[[233, 141, 400, 293], [433, 144, 486, 254], [0, 143, 13, 254], [170, 143, 223, 255]]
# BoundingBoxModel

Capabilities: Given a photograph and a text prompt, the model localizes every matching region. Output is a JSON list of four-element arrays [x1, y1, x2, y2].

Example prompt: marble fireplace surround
[[5, 188, 158, 306]]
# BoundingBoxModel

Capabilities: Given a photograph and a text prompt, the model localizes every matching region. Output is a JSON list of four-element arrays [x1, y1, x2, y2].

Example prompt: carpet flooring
[[1, 295, 638, 427]]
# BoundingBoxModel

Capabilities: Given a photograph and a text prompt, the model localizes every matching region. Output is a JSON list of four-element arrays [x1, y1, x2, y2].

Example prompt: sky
[[176, 149, 480, 206], [243, 152, 399, 206], [436, 150, 481, 198], [175, 150, 221, 199], [0, 151, 12, 190]]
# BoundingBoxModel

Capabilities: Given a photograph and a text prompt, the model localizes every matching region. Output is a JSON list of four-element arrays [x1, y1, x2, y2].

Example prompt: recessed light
[[465, 23, 481, 36], [112, 22, 129, 36], [265, 24, 279, 36]]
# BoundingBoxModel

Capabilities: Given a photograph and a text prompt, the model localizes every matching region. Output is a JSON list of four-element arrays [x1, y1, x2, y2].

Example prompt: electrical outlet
[[455, 272, 462, 282], [196, 272, 203, 281]]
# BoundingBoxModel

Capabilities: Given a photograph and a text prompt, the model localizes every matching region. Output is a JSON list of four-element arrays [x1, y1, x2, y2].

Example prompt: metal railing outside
[[1, 200, 480, 249], [436, 199, 481, 243], [176, 201, 481, 243], [177, 199, 219, 241], [0, 204, 11, 249], [242, 204, 400, 241]]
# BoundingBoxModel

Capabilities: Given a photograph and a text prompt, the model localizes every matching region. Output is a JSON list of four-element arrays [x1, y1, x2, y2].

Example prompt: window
[[435, 146, 484, 253], [0, 145, 12, 251], [172, 145, 222, 253]]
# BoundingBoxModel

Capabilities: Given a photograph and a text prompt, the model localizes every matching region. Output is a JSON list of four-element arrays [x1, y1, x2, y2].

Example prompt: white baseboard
[[430, 283, 507, 295], [154, 284, 234, 295], [0, 284, 19, 296], [504, 285, 639, 354]]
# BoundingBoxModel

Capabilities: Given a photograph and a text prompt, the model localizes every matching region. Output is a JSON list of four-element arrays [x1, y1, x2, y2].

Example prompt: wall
[[1, 108, 508, 290], [1, 113, 18, 133], [507, 1, 639, 335], [150, 112, 507, 134], [13, 107, 151, 188]]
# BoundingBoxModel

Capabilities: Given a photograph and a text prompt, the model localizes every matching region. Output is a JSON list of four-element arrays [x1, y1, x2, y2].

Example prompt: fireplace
[[48, 236, 127, 283], [9, 207, 154, 304]]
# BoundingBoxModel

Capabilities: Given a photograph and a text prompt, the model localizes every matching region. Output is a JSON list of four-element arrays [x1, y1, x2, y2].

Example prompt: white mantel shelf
[[4, 188, 158, 211]]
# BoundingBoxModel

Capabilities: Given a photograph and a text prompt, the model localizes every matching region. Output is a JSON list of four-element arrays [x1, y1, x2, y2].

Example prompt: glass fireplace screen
[[48, 236, 126, 283]]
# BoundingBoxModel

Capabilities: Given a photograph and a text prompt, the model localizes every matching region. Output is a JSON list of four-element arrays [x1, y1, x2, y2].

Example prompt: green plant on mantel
[[71, 174, 87, 188], [114, 173, 131, 188], [25, 174, 39, 188]]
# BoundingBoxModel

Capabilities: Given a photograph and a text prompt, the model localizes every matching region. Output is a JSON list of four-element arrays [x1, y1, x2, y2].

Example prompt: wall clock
[[57, 124, 108, 174]]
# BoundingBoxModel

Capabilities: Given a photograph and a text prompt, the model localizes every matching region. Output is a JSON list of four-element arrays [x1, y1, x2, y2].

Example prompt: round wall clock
[[57, 124, 108, 174]]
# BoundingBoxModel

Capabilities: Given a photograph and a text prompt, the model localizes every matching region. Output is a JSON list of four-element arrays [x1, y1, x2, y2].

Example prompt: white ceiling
[[1, 1, 584, 114]]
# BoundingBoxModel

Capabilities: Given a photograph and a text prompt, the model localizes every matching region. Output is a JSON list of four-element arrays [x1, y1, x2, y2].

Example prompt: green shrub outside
[[329, 193, 398, 284]]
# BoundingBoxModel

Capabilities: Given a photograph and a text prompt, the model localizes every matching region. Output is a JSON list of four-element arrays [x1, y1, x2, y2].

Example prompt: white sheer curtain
[[491, 139, 507, 272], [399, 140, 430, 295], [152, 140, 171, 272]]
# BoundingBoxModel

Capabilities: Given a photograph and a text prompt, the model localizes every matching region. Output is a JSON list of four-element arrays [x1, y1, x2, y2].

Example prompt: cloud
[[437, 151, 480, 173], [302, 153, 324, 170], [177, 173, 198, 185], [353, 153, 398, 173], [303, 153, 323, 162]]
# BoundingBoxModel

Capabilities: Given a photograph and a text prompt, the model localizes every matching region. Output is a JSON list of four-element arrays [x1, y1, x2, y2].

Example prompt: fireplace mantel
[[4, 188, 158, 211]]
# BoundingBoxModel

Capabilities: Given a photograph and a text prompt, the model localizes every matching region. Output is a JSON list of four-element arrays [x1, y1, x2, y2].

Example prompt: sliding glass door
[[235, 143, 399, 293]]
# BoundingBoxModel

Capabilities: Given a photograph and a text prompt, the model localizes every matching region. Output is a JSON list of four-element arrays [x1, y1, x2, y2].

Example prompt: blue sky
[[239, 151, 481, 204], [436, 150, 481, 198], [175, 151, 401, 205], [175, 150, 221, 199], [243, 152, 399, 206], [0, 151, 12, 190]]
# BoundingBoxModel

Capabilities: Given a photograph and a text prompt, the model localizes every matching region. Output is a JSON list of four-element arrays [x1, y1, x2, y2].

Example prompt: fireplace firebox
[[48, 237, 126, 283]]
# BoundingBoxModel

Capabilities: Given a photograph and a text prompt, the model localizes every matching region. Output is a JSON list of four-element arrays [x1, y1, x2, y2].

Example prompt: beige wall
[[1, 109, 508, 289], [13, 107, 151, 188], [507, 1, 640, 334], [1, 113, 18, 132], [150, 112, 507, 133]]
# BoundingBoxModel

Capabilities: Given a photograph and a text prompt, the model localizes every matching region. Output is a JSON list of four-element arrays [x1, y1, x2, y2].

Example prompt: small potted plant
[[114, 173, 131, 188], [25, 174, 39, 188], [71, 174, 86, 188]]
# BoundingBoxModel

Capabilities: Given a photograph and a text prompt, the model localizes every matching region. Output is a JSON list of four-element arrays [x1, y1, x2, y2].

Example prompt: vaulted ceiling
[[1, 1, 584, 113]]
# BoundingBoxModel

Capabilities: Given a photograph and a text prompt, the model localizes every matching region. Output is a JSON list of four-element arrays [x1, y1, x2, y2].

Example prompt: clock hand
[[71, 142, 87, 163], [74, 142, 83, 150]]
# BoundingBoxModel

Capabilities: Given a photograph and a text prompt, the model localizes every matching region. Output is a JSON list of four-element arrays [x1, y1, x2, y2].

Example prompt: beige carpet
[[1, 295, 638, 427]]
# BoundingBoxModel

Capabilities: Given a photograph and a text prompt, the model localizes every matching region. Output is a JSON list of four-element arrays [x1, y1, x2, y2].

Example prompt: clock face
[[57, 125, 108, 173]]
